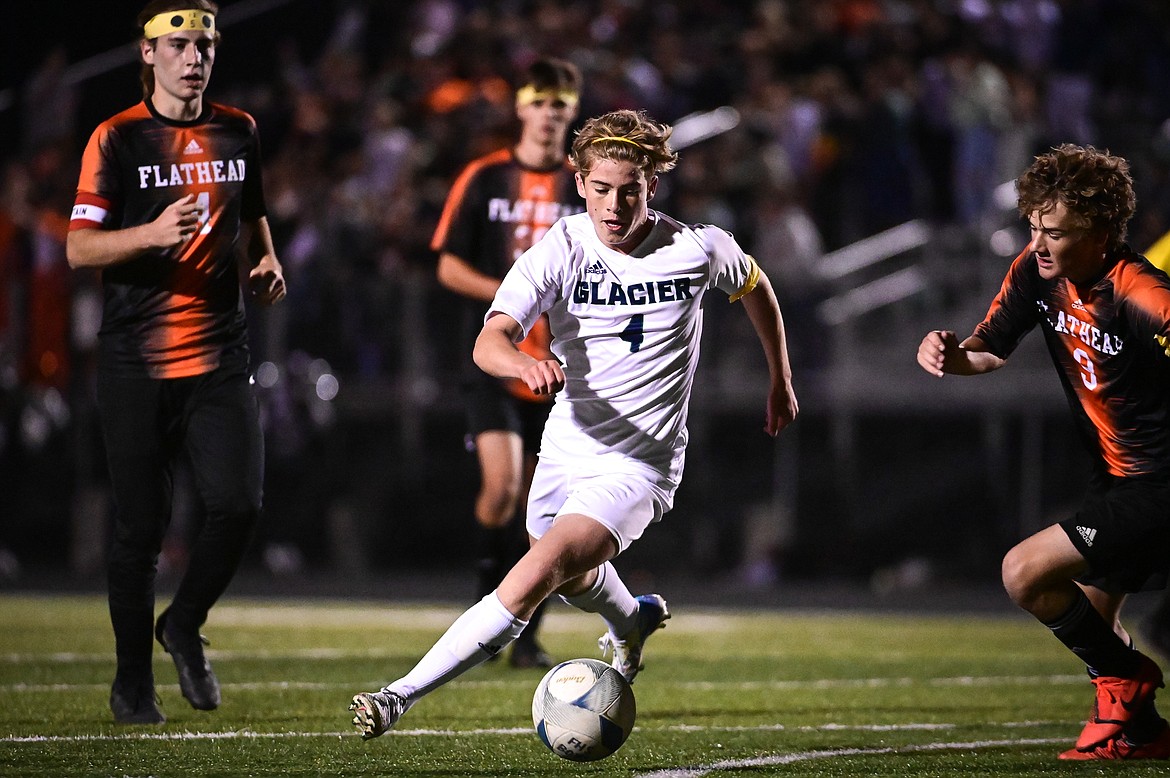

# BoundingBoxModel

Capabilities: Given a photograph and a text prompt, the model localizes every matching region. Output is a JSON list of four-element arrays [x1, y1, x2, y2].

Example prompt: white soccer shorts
[[525, 459, 675, 553]]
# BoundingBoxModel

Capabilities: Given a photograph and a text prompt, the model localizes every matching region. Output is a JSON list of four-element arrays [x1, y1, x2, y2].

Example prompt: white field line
[[1, 603, 1015, 633], [0, 674, 1087, 694], [0, 646, 1089, 688], [2, 720, 1065, 745], [634, 738, 1069, 778], [0, 648, 401, 663]]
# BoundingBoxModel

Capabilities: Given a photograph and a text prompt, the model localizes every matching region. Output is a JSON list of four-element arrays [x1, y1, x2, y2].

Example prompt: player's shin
[[387, 592, 527, 700]]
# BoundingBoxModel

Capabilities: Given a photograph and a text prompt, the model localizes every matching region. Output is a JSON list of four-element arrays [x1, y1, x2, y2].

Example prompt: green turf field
[[1, 593, 1166, 776]]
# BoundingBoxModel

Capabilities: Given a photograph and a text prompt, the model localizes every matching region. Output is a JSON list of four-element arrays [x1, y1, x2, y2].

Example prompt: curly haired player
[[918, 144, 1170, 760]]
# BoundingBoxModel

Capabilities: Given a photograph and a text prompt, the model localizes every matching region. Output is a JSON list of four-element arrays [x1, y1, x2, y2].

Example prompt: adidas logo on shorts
[[1076, 525, 1097, 547]]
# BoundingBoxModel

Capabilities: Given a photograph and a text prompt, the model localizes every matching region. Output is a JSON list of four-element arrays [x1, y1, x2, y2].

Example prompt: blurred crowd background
[[2, 0, 1170, 594]]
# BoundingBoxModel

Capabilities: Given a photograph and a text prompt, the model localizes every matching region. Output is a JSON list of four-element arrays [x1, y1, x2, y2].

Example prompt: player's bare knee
[[1001, 545, 1036, 606], [474, 510, 513, 529], [1002, 544, 1060, 611], [476, 483, 521, 525]]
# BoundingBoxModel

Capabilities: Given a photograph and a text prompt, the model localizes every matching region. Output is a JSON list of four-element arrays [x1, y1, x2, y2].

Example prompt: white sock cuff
[[486, 591, 528, 629], [560, 562, 638, 636], [559, 562, 610, 610]]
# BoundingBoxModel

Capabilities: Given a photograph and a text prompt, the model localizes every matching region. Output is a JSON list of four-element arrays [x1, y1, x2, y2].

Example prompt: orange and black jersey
[[70, 99, 266, 378], [431, 147, 582, 393], [975, 248, 1170, 478], [431, 147, 581, 279]]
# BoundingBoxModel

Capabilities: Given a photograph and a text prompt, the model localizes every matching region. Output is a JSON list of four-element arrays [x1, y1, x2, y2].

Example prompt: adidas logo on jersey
[[1076, 525, 1097, 547], [585, 260, 607, 276], [183, 139, 204, 155]]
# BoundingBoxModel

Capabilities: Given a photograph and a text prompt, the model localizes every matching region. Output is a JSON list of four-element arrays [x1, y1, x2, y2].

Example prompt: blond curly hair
[[570, 109, 678, 180]]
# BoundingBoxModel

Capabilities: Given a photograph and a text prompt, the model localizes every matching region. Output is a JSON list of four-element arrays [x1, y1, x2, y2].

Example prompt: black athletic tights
[[97, 366, 263, 677]]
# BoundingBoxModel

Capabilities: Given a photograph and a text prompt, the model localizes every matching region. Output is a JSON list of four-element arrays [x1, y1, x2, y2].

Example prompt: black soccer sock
[[109, 604, 155, 679], [474, 525, 511, 599], [1045, 587, 1140, 678]]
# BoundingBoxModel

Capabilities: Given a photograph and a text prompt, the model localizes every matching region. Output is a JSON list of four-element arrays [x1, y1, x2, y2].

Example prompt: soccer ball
[[531, 657, 636, 761]]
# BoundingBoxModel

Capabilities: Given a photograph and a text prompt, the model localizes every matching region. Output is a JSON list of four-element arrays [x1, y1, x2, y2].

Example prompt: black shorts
[[1061, 472, 1170, 594], [462, 378, 551, 455]]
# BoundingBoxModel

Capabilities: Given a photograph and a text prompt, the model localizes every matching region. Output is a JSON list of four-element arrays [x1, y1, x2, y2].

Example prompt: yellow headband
[[591, 136, 643, 149], [144, 9, 216, 39], [516, 85, 579, 108]]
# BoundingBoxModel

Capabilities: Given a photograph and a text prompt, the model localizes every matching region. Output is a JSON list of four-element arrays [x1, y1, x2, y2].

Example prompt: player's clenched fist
[[917, 329, 959, 377], [152, 194, 205, 248], [519, 358, 565, 397], [249, 257, 286, 304]]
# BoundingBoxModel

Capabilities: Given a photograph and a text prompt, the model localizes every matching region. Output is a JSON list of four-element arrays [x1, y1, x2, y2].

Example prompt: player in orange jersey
[[918, 144, 1170, 760], [432, 57, 584, 669], [66, 0, 285, 724]]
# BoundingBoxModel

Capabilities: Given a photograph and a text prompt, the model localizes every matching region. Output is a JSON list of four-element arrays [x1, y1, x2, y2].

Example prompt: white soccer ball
[[531, 657, 636, 761]]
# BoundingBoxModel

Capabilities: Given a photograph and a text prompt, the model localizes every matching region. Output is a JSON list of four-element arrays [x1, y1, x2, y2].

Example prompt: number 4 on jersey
[[620, 314, 644, 353], [196, 191, 212, 235]]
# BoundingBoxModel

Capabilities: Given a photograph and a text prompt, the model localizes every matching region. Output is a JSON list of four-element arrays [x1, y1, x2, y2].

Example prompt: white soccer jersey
[[488, 210, 760, 486]]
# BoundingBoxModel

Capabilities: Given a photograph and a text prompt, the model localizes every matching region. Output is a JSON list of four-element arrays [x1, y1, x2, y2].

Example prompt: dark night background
[[2, 0, 1170, 600]]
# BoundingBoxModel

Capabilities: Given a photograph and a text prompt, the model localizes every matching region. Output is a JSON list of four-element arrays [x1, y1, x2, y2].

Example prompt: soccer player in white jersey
[[350, 109, 799, 740]]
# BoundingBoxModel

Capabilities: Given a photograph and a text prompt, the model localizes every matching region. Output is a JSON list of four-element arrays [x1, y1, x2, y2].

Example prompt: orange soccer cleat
[[1060, 719, 1170, 760], [1071, 652, 1164, 752]]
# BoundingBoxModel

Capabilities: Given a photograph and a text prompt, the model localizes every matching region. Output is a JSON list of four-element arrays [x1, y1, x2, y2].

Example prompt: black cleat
[[510, 641, 554, 669], [156, 610, 221, 711], [110, 676, 165, 724]]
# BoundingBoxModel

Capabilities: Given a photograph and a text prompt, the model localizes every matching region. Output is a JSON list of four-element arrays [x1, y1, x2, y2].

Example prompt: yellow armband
[[728, 256, 761, 303]]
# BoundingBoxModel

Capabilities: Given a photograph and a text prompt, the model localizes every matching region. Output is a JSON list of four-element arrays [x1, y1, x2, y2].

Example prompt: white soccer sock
[[560, 561, 638, 637], [385, 592, 527, 700]]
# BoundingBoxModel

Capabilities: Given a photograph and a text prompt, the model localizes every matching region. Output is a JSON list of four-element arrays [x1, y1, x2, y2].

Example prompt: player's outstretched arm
[[916, 331, 1005, 377], [474, 312, 565, 397], [738, 272, 798, 437]]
